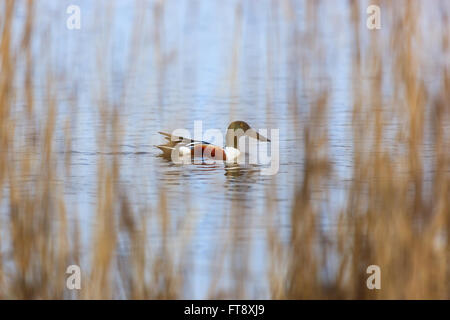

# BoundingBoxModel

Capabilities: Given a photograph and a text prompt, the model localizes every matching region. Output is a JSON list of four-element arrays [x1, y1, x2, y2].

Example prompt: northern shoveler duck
[[156, 121, 270, 162]]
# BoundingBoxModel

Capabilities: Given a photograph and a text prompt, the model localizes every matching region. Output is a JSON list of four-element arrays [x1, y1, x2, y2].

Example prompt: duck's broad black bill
[[245, 127, 271, 142]]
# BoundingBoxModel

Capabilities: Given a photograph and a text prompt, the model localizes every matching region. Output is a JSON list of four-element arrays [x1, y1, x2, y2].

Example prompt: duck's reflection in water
[[224, 163, 262, 202], [157, 154, 266, 203]]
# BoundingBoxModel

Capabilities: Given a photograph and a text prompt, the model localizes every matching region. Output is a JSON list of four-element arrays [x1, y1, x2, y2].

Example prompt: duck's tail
[[156, 145, 175, 158]]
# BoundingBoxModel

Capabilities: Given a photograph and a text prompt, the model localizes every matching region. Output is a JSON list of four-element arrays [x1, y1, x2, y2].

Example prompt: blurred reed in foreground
[[0, 0, 449, 299]]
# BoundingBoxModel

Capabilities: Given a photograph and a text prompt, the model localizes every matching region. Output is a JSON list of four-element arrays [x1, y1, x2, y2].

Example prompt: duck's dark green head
[[226, 121, 270, 148], [227, 121, 251, 132]]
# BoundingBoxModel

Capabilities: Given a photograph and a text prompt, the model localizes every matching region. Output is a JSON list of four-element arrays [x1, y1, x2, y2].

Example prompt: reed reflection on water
[[0, 0, 449, 299]]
